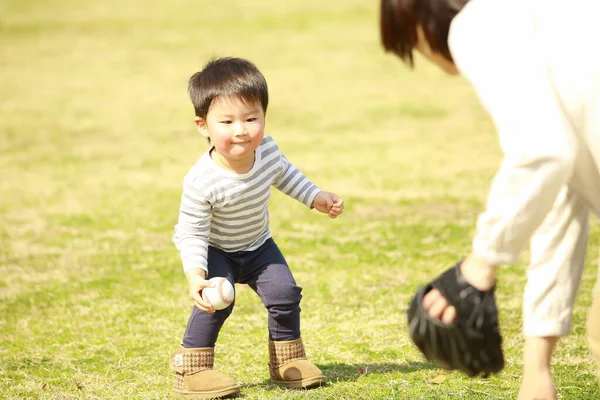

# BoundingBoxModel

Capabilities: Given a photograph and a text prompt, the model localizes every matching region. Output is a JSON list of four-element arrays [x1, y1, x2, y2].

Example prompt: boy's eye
[[246, 117, 257, 122], [219, 120, 232, 124]]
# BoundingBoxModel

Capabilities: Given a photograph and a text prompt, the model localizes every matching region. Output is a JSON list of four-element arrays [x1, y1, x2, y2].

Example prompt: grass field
[[1, 0, 599, 399]]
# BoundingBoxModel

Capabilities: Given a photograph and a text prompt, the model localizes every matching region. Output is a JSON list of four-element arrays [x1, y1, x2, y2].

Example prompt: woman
[[380, 0, 600, 399]]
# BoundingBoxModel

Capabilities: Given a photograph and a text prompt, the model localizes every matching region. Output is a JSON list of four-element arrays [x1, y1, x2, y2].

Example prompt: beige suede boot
[[268, 338, 326, 389], [170, 346, 240, 399]]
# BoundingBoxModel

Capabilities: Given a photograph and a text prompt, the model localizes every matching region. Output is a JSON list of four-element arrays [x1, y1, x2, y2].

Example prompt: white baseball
[[202, 277, 234, 310]]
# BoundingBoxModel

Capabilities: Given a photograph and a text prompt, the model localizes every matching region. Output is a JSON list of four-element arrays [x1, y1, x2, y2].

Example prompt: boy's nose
[[233, 124, 247, 136]]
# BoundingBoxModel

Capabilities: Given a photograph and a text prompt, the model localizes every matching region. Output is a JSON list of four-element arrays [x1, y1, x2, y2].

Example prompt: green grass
[[1, 0, 599, 398]]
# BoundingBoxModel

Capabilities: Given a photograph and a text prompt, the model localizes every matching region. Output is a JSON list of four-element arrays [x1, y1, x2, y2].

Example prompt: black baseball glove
[[407, 262, 505, 377]]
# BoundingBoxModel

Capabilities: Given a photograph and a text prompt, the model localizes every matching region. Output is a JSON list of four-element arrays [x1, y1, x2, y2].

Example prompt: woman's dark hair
[[188, 57, 269, 119], [380, 0, 469, 66]]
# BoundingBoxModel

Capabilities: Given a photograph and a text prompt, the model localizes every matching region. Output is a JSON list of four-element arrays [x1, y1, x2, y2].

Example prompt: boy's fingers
[[191, 290, 215, 312], [195, 303, 215, 313], [191, 292, 203, 304], [193, 297, 215, 313], [330, 206, 343, 215]]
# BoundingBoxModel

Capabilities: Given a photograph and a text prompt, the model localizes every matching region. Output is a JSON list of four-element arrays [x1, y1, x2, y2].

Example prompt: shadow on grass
[[320, 361, 439, 382], [241, 361, 439, 390]]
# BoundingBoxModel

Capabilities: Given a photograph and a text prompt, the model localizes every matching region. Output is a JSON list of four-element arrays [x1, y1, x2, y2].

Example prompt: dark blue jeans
[[182, 238, 303, 348]]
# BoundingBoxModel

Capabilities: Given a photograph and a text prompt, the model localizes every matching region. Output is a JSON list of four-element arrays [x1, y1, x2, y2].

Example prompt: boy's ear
[[194, 116, 209, 138]]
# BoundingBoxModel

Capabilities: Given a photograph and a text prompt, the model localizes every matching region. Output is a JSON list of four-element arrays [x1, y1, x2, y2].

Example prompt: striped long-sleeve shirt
[[173, 136, 321, 274]]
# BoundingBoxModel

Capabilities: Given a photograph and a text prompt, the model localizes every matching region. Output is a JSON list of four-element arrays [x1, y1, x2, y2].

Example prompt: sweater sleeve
[[172, 175, 212, 274], [449, 1, 577, 265], [272, 147, 321, 208]]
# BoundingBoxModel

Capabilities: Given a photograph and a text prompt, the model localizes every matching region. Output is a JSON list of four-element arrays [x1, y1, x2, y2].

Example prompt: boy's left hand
[[312, 191, 344, 219]]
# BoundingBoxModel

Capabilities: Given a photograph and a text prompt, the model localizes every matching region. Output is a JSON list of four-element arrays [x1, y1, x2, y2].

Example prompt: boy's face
[[195, 96, 265, 169]]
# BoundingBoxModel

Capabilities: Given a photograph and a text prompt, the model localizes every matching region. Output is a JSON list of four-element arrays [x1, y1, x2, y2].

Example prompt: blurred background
[[1, 0, 598, 399]]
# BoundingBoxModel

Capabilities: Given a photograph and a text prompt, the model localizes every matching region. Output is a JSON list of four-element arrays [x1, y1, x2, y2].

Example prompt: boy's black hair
[[188, 57, 269, 120], [380, 0, 469, 66]]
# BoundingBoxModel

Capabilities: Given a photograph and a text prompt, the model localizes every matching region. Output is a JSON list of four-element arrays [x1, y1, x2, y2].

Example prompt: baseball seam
[[217, 278, 233, 305]]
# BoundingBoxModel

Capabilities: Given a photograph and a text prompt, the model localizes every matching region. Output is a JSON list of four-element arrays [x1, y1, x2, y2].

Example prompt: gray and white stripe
[[173, 136, 321, 274]]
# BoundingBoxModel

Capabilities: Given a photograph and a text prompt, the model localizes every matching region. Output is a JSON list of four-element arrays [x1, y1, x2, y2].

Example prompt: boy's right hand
[[186, 269, 216, 313]]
